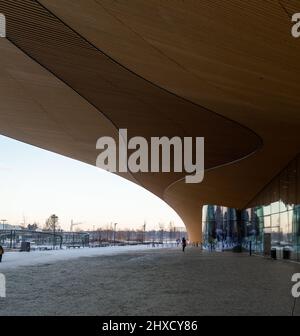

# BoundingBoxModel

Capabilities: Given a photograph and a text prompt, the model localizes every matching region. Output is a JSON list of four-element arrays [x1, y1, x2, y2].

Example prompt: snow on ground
[[0, 245, 162, 270], [0, 249, 298, 315]]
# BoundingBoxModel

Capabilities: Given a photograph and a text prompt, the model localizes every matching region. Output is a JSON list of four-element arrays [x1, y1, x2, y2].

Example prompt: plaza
[[0, 247, 298, 316]]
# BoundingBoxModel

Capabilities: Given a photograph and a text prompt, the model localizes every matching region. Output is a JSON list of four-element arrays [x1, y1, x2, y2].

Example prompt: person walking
[[0, 245, 4, 263], [181, 237, 187, 252]]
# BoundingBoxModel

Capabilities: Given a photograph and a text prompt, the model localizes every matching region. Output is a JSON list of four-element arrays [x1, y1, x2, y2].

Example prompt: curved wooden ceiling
[[1, 0, 300, 241]]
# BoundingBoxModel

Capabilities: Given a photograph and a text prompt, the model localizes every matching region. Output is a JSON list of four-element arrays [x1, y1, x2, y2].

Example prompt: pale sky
[[0, 135, 184, 231]]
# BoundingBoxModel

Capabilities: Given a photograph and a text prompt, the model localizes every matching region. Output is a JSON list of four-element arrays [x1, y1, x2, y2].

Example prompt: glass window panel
[[255, 206, 264, 218], [270, 226, 281, 246], [271, 201, 280, 214], [270, 178, 280, 204], [287, 210, 293, 243], [297, 156, 300, 205], [279, 200, 286, 213], [280, 211, 289, 236], [250, 208, 259, 237], [261, 186, 271, 213], [292, 206, 300, 260], [280, 170, 289, 212], [264, 216, 271, 228], [294, 206, 300, 237], [269, 178, 280, 213], [245, 208, 252, 223], [263, 184, 271, 206], [287, 161, 297, 210], [202, 205, 208, 220], [271, 213, 280, 228], [263, 205, 270, 216]]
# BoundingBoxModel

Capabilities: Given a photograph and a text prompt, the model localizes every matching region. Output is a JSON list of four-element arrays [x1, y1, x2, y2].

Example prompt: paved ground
[[0, 247, 299, 315]]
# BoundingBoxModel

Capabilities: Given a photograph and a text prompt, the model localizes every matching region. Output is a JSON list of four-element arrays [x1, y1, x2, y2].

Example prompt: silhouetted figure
[[0, 245, 4, 263], [208, 237, 214, 252], [182, 237, 187, 252]]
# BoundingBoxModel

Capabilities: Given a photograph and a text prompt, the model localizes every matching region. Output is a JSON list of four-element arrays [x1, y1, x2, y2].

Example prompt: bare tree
[[27, 223, 39, 231], [44, 214, 60, 231]]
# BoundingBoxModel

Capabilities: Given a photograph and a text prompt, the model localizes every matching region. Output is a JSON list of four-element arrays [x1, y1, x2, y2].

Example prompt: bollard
[[271, 247, 277, 260]]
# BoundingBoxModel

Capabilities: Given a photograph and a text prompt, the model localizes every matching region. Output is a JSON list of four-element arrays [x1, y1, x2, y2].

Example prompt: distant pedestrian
[[181, 237, 187, 252], [208, 237, 214, 252], [0, 245, 4, 263]]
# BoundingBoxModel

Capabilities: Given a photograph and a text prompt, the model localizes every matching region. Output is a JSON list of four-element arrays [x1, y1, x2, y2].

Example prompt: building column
[[184, 206, 203, 247]]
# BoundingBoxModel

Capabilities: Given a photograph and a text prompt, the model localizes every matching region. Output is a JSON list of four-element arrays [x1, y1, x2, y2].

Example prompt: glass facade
[[202, 155, 300, 261], [202, 205, 240, 250]]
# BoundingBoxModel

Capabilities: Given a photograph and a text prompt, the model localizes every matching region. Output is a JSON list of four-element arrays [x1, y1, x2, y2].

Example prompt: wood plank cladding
[[0, 0, 261, 177]]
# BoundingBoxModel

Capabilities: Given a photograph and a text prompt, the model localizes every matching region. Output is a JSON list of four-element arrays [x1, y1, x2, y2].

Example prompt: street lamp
[[143, 221, 146, 244], [51, 214, 58, 249], [114, 223, 117, 246]]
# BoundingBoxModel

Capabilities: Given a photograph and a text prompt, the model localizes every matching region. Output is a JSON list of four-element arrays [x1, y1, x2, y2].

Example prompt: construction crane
[[70, 220, 82, 232]]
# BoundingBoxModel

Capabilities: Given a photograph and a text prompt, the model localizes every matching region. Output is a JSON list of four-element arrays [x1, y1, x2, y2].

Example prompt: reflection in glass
[[293, 206, 300, 260], [271, 201, 280, 214], [202, 155, 300, 259], [264, 216, 271, 228], [263, 205, 271, 216], [271, 213, 280, 228]]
